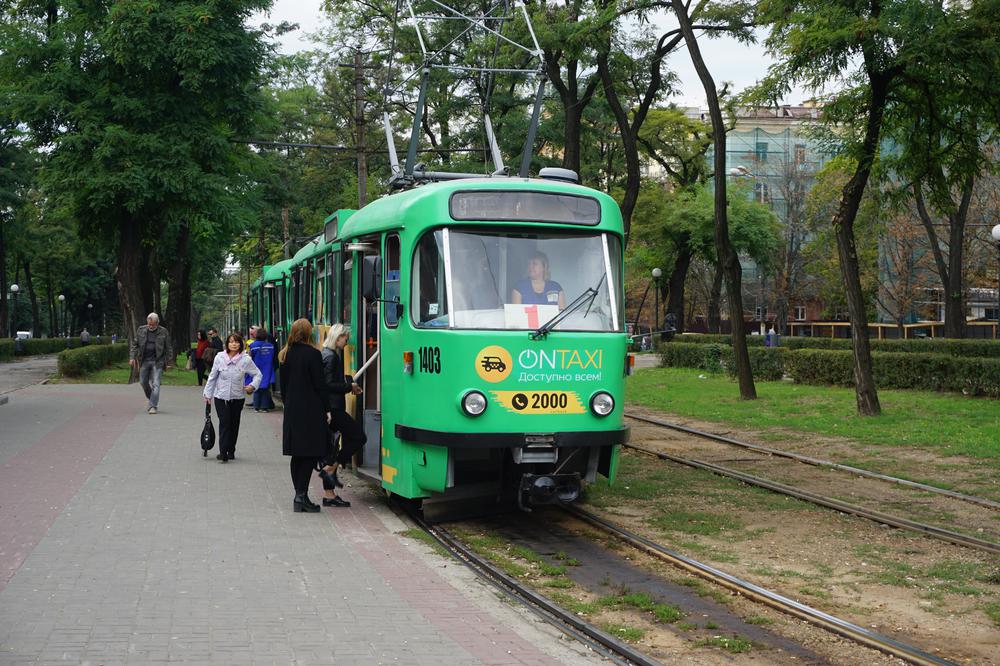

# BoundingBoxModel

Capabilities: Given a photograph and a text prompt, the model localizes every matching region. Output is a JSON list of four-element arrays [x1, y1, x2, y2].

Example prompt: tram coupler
[[518, 473, 581, 511]]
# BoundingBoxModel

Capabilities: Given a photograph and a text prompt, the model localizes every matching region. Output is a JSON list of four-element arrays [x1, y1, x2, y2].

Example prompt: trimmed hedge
[[673, 333, 1000, 358], [784, 349, 1000, 397], [1, 336, 111, 361], [661, 342, 1000, 397], [660, 342, 786, 381], [57, 343, 129, 377]]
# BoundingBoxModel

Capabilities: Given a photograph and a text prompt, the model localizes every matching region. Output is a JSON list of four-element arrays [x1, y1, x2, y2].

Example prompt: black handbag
[[200, 403, 215, 456]]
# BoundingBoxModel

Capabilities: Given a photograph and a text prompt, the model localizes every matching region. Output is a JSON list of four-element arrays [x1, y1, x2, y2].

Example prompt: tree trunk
[[708, 264, 723, 333], [672, 0, 755, 399], [23, 259, 41, 336], [45, 269, 55, 336], [666, 247, 692, 333], [116, 218, 146, 382], [139, 243, 155, 318], [829, 69, 888, 416], [0, 218, 8, 337], [165, 222, 192, 367]]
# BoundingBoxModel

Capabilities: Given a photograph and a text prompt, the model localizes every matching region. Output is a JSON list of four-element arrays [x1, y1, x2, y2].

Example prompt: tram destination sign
[[450, 191, 601, 225]]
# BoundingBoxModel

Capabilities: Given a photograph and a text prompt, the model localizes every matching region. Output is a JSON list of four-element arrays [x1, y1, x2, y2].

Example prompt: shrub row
[[660, 342, 1000, 397], [673, 333, 1000, 358], [0, 337, 111, 361], [660, 343, 787, 382], [57, 343, 129, 377]]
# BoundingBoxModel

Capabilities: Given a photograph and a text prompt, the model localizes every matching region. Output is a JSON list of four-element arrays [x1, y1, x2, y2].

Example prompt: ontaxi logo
[[475, 345, 512, 383]]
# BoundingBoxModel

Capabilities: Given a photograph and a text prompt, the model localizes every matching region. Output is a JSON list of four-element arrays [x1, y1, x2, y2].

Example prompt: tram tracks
[[398, 503, 660, 666], [401, 501, 960, 666], [623, 412, 1000, 556], [562, 505, 958, 666]]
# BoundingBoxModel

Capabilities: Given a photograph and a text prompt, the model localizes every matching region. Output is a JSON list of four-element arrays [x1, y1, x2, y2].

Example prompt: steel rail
[[399, 505, 661, 666], [565, 506, 958, 666], [625, 412, 1000, 511], [625, 442, 1000, 555]]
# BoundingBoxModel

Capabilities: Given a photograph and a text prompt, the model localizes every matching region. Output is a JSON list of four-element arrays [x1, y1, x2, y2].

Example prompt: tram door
[[356, 237, 383, 478]]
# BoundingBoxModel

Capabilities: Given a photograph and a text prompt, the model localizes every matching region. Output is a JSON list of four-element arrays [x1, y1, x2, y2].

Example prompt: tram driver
[[510, 251, 566, 309]]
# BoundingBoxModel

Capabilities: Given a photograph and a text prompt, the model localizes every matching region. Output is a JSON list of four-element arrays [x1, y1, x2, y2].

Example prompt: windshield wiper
[[530, 275, 605, 340]]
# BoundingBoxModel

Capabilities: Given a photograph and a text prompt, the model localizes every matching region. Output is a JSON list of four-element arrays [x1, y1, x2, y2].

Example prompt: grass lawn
[[57, 362, 200, 387], [627, 367, 1000, 461]]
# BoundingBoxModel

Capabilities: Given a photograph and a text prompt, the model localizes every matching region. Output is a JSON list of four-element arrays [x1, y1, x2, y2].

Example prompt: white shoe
[[148, 407, 157, 415]]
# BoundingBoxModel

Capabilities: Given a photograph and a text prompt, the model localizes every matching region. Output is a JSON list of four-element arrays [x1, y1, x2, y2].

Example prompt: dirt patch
[[585, 442, 1000, 665]]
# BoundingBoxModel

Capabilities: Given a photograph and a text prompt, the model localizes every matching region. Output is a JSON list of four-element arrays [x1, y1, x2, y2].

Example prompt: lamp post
[[58, 294, 66, 339], [652, 267, 662, 344], [992, 224, 1000, 339], [9, 284, 19, 338], [87, 303, 93, 332]]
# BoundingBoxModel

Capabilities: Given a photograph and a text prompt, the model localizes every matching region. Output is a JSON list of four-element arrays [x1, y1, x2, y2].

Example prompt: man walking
[[129, 313, 174, 414]]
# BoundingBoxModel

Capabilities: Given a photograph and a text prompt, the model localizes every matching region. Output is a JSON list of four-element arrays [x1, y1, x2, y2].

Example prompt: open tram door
[[350, 236, 385, 481]]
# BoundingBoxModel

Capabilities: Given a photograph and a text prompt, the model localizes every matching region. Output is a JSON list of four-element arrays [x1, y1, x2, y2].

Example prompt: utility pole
[[339, 51, 378, 208]]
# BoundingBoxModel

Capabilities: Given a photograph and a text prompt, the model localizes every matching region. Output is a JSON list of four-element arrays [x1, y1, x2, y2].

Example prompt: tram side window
[[412, 230, 449, 327], [315, 258, 326, 324], [385, 235, 401, 327], [341, 257, 353, 326]]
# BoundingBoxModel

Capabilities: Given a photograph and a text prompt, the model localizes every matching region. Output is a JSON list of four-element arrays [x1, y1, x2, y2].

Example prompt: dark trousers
[[290, 456, 318, 494], [321, 410, 367, 490], [195, 358, 207, 385], [214, 398, 245, 457]]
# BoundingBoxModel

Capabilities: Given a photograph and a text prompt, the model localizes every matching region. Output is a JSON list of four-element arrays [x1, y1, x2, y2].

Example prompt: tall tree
[[1, 0, 269, 356], [671, 0, 756, 399]]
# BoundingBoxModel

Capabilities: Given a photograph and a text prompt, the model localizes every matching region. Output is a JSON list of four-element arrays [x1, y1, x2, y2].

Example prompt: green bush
[[722, 346, 787, 381], [673, 333, 1000, 358], [0, 336, 111, 361], [784, 349, 1000, 397], [57, 343, 129, 377]]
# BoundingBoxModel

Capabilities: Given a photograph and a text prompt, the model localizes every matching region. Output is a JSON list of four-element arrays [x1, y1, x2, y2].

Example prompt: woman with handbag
[[203, 333, 261, 463], [318, 323, 366, 508], [278, 318, 329, 513]]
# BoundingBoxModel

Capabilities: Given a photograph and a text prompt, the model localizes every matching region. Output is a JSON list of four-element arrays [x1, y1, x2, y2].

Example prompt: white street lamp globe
[[991, 224, 1000, 242], [58, 294, 65, 302], [87, 303, 93, 309], [10, 284, 18, 294], [651, 268, 662, 279]]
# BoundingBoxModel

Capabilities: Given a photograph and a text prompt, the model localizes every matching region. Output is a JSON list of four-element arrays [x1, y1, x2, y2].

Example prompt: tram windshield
[[412, 229, 623, 332]]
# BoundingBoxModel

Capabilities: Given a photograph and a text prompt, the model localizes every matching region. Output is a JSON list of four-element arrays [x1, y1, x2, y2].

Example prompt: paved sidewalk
[[0, 384, 605, 665], [0, 355, 59, 397]]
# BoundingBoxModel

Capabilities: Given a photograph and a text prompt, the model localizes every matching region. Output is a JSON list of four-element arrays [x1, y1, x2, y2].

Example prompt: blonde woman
[[278, 318, 328, 513], [318, 323, 365, 507], [510, 251, 565, 308]]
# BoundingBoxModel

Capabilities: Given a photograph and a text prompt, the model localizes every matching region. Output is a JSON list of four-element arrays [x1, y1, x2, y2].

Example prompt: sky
[[251, 0, 810, 109]]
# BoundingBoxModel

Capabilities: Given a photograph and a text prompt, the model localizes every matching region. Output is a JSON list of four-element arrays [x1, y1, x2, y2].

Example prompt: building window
[[986, 307, 999, 321], [755, 306, 768, 321], [795, 305, 806, 321], [755, 141, 768, 162], [794, 144, 807, 165]]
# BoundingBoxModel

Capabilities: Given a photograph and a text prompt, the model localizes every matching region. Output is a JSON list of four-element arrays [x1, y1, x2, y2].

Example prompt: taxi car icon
[[480, 356, 507, 373]]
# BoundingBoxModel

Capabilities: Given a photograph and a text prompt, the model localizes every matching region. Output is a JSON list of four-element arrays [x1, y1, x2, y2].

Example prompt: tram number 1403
[[418, 346, 441, 374]]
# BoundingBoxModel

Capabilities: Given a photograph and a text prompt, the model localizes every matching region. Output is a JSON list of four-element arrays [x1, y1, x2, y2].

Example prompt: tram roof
[[338, 177, 624, 239], [290, 234, 326, 264], [262, 258, 296, 282]]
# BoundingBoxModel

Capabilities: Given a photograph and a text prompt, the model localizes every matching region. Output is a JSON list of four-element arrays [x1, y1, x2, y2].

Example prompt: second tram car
[[248, 175, 631, 516]]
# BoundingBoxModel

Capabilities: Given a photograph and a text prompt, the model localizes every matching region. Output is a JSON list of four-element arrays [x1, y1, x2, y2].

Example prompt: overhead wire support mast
[[381, 0, 546, 189]]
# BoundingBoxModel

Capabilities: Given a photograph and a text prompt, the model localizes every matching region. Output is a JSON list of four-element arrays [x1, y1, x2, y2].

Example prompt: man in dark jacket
[[129, 313, 174, 414]]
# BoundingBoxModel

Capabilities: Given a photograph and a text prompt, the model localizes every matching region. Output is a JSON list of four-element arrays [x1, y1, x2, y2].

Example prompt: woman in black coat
[[317, 323, 367, 507], [278, 318, 329, 513]]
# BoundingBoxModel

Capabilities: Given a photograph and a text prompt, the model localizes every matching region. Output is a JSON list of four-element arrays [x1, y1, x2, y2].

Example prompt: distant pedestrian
[[203, 333, 261, 463], [248, 328, 276, 412], [128, 313, 174, 415], [194, 330, 210, 386], [278, 318, 328, 513], [80, 328, 91, 346], [318, 324, 366, 508], [203, 328, 222, 367]]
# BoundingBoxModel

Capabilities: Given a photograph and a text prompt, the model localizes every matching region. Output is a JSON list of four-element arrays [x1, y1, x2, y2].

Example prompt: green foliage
[[0, 337, 110, 360], [663, 340, 1000, 396], [674, 334, 1000, 358], [57, 343, 129, 378]]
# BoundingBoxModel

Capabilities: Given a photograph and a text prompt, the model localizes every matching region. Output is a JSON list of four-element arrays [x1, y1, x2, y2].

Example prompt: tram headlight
[[589, 391, 615, 417], [461, 390, 488, 416]]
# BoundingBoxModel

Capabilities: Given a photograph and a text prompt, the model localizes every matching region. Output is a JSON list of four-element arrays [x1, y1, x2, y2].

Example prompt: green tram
[[248, 175, 631, 516]]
